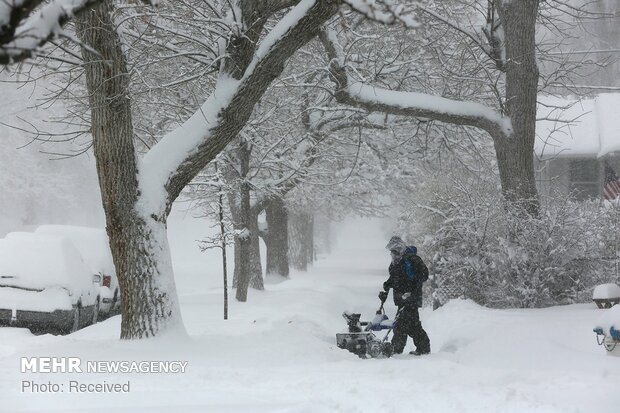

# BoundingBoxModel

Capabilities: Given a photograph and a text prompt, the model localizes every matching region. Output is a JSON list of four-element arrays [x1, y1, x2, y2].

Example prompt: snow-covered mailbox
[[0, 232, 101, 333], [35, 225, 119, 318], [535, 94, 620, 201], [593, 283, 620, 309]]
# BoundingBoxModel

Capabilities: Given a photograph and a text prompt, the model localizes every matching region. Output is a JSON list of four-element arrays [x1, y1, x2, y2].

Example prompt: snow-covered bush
[[396, 164, 618, 309]]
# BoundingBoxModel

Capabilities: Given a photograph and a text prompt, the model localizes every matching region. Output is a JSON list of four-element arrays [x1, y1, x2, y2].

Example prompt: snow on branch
[[318, 27, 512, 140], [0, 0, 156, 64], [138, 0, 338, 215]]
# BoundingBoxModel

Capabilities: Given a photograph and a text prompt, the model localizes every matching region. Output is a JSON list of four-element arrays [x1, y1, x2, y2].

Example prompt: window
[[568, 159, 600, 200]]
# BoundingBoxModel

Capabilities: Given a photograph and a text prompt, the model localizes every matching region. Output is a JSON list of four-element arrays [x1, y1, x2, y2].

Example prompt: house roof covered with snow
[[535, 93, 620, 160]]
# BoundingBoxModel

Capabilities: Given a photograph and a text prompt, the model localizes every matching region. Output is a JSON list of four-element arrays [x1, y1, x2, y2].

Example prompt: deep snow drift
[[0, 216, 619, 413]]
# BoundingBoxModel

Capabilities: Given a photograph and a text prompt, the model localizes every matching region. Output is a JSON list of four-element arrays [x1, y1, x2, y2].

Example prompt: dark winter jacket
[[383, 246, 429, 308]]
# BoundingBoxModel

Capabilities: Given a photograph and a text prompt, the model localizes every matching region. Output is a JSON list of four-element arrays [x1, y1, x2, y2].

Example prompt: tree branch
[[342, 0, 419, 27], [0, 0, 155, 64], [318, 27, 511, 141], [138, 0, 340, 217]]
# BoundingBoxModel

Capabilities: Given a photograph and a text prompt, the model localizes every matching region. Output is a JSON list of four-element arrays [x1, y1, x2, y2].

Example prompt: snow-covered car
[[0, 232, 101, 334], [35, 225, 119, 318]]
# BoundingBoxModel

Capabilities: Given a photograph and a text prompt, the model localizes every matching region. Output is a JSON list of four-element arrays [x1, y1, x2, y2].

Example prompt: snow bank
[[1, 218, 619, 412], [593, 283, 620, 300], [0, 232, 97, 305]]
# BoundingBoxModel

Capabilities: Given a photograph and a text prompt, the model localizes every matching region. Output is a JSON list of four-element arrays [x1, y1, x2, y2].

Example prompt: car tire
[[92, 297, 100, 325]]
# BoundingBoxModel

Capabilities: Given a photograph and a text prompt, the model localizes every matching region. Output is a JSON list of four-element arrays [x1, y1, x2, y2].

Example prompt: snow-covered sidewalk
[[1, 218, 619, 412]]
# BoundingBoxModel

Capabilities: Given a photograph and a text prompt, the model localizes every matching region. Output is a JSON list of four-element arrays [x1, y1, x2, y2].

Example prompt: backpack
[[404, 258, 414, 280], [403, 246, 428, 283]]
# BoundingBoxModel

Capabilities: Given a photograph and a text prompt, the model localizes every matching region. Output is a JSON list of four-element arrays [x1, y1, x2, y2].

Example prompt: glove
[[378, 291, 388, 302], [382, 281, 390, 292]]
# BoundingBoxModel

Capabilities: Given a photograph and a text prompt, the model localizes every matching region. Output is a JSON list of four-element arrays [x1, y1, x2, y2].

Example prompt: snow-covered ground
[[1, 217, 619, 413]]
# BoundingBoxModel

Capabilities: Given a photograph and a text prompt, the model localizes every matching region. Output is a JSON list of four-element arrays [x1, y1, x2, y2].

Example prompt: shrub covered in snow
[[396, 164, 619, 309]]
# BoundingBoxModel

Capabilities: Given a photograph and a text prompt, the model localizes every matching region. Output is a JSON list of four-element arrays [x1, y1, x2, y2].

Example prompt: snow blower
[[336, 298, 400, 358]]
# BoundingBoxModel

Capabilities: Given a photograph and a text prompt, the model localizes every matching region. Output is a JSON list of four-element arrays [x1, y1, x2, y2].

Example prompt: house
[[535, 94, 620, 200]]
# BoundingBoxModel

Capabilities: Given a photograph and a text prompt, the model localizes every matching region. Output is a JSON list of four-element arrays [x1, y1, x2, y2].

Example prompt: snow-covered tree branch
[[75, 0, 339, 338], [319, 0, 542, 217], [141, 0, 340, 217], [318, 27, 512, 142], [0, 0, 155, 64]]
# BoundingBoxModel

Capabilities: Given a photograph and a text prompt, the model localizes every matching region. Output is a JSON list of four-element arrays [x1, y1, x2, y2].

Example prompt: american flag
[[603, 161, 620, 201]]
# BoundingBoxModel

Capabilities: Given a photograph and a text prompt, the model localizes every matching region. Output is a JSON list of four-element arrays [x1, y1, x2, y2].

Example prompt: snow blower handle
[[377, 291, 388, 314]]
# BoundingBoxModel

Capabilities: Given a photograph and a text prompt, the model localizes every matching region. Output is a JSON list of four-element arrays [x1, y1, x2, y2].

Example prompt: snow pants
[[391, 307, 430, 354]]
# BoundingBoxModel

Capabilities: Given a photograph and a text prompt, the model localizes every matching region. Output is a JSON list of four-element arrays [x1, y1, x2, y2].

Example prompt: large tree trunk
[[248, 210, 264, 290], [233, 178, 253, 302], [289, 212, 306, 271], [496, 0, 540, 216], [289, 211, 314, 271], [304, 214, 315, 266], [114, 218, 183, 338], [230, 195, 263, 294], [229, 193, 243, 290], [320, 6, 541, 217], [232, 236, 241, 289], [76, 3, 184, 338], [315, 215, 332, 255], [74, 0, 338, 336], [231, 209, 263, 292], [225, 140, 256, 301], [265, 196, 290, 277], [229, 198, 241, 291]]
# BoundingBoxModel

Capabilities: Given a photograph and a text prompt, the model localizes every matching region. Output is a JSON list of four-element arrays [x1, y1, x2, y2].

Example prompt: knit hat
[[386, 236, 407, 254]]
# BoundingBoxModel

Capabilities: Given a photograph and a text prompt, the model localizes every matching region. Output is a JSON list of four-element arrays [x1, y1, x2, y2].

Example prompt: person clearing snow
[[380, 235, 431, 356]]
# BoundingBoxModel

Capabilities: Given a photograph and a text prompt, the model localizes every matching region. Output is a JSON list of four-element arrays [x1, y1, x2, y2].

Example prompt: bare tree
[[7, 0, 590, 338], [318, 0, 610, 217], [74, 0, 340, 338], [318, 3, 541, 215]]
